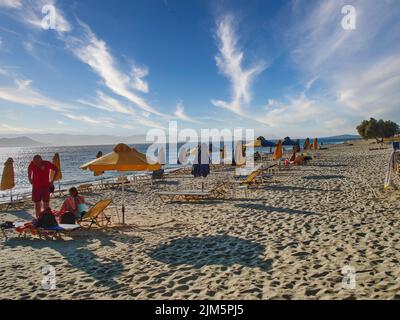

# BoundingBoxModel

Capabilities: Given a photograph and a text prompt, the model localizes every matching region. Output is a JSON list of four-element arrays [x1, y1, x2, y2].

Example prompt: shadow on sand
[[148, 235, 271, 271], [302, 175, 346, 180], [5, 230, 143, 289], [235, 203, 319, 216], [260, 185, 340, 193], [5, 210, 34, 221]]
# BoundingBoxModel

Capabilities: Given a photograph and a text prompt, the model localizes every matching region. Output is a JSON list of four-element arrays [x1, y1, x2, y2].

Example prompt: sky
[[0, 0, 399, 139]]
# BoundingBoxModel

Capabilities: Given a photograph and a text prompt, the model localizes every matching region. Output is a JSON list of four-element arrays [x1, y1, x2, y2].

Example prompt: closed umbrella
[[81, 143, 160, 224], [178, 147, 189, 165], [1, 158, 15, 202], [157, 146, 166, 165], [51, 153, 62, 194], [192, 144, 210, 178], [234, 141, 246, 166], [313, 138, 319, 151], [304, 138, 311, 151], [273, 140, 283, 161]]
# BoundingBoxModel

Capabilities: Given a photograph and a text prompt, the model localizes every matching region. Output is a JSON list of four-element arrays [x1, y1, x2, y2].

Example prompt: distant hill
[[0, 136, 48, 148], [320, 134, 361, 141]]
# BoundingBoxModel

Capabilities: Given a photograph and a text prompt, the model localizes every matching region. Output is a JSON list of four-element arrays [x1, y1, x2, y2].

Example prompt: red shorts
[[32, 186, 51, 203]]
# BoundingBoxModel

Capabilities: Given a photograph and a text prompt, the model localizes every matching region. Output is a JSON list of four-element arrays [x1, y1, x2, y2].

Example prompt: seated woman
[[61, 187, 86, 218]]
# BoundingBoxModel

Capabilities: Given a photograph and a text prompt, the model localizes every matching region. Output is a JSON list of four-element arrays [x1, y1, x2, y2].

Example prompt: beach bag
[[36, 209, 58, 228], [60, 212, 76, 224]]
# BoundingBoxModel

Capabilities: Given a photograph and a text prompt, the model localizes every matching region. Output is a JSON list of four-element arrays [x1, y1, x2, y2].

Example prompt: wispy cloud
[[64, 22, 165, 118], [1, 0, 71, 34], [0, 77, 73, 112], [174, 101, 201, 124], [286, 0, 400, 122], [0, 123, 44, 134], [77, 90, 135, 115], [211, 14, 266, 115], [64, 113, 115, 127], [0, 0, 22, 9]]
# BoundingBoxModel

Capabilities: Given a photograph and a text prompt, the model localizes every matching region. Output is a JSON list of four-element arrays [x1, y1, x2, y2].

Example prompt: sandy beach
[[1, 139, 399, 300]]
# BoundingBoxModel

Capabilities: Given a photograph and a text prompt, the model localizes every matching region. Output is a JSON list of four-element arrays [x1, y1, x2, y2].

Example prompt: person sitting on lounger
[[60, 187, 86, 218]]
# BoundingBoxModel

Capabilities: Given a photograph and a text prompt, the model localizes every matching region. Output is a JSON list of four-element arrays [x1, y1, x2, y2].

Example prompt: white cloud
[[0, 123, 44, 134], [261, 93, 325, 127], [336, 55, 400, 118], [77, 90, 135, 115], [130, 66, 149, 93], [64, 22, 165, 117], [0, 0, 22, 9], [0, 77, 73, 112], [212, 14, 266, 115], [1, 0, 71, 34], [64, 113, 115, 127], [174, 101, 201, 124], [286, 0, 400, 123]]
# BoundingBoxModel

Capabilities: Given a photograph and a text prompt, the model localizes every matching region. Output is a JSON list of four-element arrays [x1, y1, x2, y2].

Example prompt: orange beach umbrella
[[80, 143, 161, 224], [1, 158, 15, 201], [313, 138, 319, 151], [273, 140, 283, 161]]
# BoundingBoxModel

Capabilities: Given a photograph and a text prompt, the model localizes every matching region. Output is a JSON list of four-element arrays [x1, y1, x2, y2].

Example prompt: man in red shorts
[[28, 155, 59, 217]]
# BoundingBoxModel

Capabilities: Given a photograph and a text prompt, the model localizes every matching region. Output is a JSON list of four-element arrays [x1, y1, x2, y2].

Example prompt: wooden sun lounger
[[78, 183, 93, 193]]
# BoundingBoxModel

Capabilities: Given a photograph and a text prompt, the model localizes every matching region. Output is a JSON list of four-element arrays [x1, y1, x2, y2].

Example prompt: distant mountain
[[20, 133, 147, 146], [320, 134, 361, 141], [0, 136, 48, 148]]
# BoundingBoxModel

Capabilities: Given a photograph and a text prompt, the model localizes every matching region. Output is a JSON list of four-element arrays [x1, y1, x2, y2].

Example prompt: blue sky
[[0, 0, 399, 139]]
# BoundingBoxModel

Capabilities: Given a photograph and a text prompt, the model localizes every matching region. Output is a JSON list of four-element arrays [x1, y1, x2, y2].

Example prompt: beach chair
[[233, 169, 272, 187], [78, 183, 93, 193], [157, 183, 227, 203], [78, 199, 113, 229], [1, 222, 81, 240]]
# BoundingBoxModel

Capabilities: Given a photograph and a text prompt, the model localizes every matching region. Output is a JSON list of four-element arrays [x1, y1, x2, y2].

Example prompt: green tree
[[357, 118, 399, 142]]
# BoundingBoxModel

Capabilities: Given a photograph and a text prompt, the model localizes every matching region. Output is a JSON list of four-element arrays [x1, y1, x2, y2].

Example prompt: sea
[[0, 137, 358, 201]]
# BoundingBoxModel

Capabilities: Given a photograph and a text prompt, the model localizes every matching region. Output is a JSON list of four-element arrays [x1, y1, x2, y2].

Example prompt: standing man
[[28, 155, 59, 217]]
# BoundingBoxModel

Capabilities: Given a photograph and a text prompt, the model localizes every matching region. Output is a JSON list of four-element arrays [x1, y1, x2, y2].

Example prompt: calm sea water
[[0, 138, 356, 201]]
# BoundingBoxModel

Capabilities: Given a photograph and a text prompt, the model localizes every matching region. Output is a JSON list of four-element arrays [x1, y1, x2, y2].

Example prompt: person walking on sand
[[28, 155, 59, 217]]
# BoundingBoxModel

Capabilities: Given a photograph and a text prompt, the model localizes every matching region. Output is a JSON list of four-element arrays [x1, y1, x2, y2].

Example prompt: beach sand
[[1, 139, 400, 300]]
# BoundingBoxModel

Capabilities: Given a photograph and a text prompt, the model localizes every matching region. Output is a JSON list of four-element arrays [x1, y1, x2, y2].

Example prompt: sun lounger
[[233, 169, 272, 187], [78, 199, 113, 229], [157, 183, 227, 202], [1, 221, 80, 240], [78, 183, 93, 193]]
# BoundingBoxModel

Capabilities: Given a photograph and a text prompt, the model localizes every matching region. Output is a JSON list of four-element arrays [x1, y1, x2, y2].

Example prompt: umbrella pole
[[122, 175, 125, 225], [10, 189, 13, 202]]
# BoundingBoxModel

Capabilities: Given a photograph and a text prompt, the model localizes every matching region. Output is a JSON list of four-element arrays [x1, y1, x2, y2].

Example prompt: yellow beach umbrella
[[273, 140, 283, 161], [244, 139, 262, 148], [51, 153, 62, 194], [313, 138, 319, 151], [81, 143, 161, 224], [51, 153, 62, 180], [304, 138, 311, 151], [1, 158, 15, 201]]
